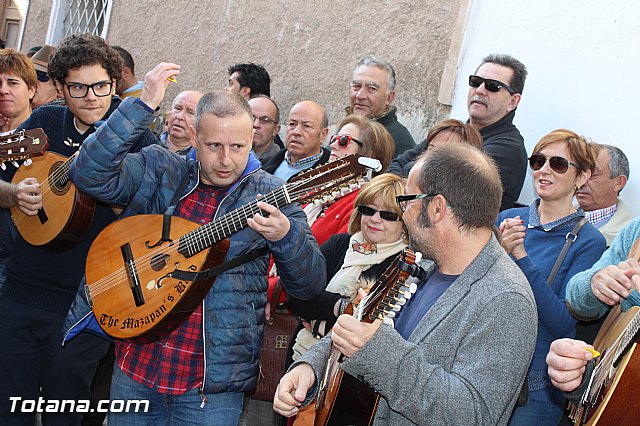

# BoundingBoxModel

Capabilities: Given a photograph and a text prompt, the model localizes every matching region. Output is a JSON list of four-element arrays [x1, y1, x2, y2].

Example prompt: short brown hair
[[337, 114, 395, 171], [415, 144, 502, 231], [48, 33, 123, 84], [0, 48, 37, 93], [427, 119, 483, 150], [348, 173, 406, 236], [532, 129, 596, 175]]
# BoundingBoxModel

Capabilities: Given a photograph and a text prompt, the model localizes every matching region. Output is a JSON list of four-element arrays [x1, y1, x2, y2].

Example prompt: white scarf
[[293, 231, 407, 360]]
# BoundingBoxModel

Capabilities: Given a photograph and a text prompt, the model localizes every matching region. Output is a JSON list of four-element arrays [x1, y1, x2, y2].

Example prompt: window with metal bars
[[46, 0, 114, 45]]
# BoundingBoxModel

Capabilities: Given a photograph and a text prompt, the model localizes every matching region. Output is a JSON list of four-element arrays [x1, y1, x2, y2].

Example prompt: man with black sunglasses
[[30, 44, 64, 109], [387, 54, 527, 212], [0, 33, 157, 425], [467, 53, 528, 211]]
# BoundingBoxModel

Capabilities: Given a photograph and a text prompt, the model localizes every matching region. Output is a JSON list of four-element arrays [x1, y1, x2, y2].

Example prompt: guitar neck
[[177, 184, 291, 257]]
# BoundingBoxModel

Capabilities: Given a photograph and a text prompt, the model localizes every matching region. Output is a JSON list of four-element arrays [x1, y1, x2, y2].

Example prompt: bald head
[[284, 100, 329, 163], [166, 90, 203, 149], [416, 144, 502, 231]]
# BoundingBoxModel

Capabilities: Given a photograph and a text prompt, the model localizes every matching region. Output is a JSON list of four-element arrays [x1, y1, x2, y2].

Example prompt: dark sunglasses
[[330, 134, 363, 148], [396, 193, 437, 212], [36, 71, 50, 83], [469, 75, 516, 95], [357, 204, 400, 222], [528, 154, 578, 174]]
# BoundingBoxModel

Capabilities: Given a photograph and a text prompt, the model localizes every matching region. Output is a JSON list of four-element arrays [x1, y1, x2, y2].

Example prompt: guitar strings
[[587, 312, 640, 401], [88, 162, 361, 296]]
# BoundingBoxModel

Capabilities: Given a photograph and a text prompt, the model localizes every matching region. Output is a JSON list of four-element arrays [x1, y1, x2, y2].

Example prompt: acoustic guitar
[[314, 249, 424, 426], [568, 240, 640, 425], [84, 155, 382, 343], [11, 150, 95, 247]]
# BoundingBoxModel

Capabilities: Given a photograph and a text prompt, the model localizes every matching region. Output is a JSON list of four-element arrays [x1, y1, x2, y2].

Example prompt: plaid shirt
[[585, 203, 618, 227], [115, 182, 229, 394]]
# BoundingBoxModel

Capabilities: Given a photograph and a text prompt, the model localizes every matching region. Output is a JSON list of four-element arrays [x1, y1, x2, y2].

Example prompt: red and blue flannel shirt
[[115, 182, 230, 394]]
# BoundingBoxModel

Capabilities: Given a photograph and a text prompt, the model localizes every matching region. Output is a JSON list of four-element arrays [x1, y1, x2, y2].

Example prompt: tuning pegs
[[24, 158, 32, 167], [0, 162, 5, 171], [12, 161, 19, 168]]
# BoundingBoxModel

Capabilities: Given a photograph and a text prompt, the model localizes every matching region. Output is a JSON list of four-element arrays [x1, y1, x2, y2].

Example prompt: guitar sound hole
[[48, 162, 70, 195], [150, 254, 170, 271]]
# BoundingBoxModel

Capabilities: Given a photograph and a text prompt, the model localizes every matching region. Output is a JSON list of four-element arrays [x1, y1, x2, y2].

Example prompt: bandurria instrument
[[11, 143, 96, 246], [568, 241, 640, 425], [84, 155, 382, 342], [314, 249, 424, 426]]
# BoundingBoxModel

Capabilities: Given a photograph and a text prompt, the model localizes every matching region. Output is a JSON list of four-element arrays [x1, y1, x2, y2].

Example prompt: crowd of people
[[0, 32, 636, 426]]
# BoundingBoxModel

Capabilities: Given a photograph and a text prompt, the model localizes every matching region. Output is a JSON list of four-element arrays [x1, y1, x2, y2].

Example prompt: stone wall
[[21, 0, 465, 142]]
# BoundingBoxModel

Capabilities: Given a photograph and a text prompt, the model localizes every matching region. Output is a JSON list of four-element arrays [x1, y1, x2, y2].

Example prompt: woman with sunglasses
[[306, 114, 394, 246], [498, 129, 606, 426], [285, 173, 407, 425], [0, 49, 37, 134]]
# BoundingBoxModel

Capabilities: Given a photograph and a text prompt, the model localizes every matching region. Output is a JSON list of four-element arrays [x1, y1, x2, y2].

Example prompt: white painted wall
[[450, 0, 639, 216]]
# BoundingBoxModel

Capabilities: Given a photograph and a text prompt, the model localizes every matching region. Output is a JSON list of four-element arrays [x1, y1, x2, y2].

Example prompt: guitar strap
[[547, 217, 588, 285], [148, 172, 192, 248], [168, 246, 268, 282]]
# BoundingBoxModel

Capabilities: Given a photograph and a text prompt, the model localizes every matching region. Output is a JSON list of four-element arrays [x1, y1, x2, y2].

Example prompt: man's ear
[[613, 175, 628, 194], [189, 124, 197, 148], [386, 90, 396, 108], [122, 67, 132, 80], [272, 123, 281, 139], [507, 93, 522, 112], [239, 86, 251, 99], [320, 126, 329, 142], [431, 195, 448, 224]]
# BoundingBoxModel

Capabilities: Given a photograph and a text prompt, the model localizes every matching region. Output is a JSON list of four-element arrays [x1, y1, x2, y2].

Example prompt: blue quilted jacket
[[63, 98, 326, 394]]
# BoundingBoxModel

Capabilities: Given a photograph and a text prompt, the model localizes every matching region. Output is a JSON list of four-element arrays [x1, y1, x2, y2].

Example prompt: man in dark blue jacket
[[64, 62, 326, 425]]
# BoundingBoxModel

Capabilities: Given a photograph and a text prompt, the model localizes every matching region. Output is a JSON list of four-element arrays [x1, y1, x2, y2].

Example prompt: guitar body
[[84, 154, 382, 342], [11, 152, 95, 246], [315, 363, 379, 426], [85, 214, 229, 343], [570, 306, 640, 425]]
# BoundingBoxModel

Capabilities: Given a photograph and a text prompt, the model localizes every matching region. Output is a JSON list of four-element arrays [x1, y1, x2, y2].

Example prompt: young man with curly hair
[[0, 33, 157, 425]]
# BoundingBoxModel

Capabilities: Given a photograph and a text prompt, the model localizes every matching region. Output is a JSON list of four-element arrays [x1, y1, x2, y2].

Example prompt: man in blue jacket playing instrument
[[63, 62, 326, 425]]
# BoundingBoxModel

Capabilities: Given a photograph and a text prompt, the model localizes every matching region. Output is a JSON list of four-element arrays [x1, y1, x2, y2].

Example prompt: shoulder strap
[[147, 171, 192, 249], [547, 217, 588, 284], [270, 279, 285, 312], [169, 246, 269, 282]]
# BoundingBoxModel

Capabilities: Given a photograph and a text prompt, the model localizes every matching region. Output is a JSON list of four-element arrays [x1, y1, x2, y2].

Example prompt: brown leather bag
[[252, 279, 299, 401]]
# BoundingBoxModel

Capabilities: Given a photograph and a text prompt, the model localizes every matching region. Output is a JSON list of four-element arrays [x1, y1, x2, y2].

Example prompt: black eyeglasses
[[330, 134, 363, 148], [252, 115, 277, 125], [356, 204, 401, 221], [396, 193, 437, 212], [36, 71, 50, 83], [64, 81, 113, 98], [469, 75, 516, 95], [528, 154, 578, 174]]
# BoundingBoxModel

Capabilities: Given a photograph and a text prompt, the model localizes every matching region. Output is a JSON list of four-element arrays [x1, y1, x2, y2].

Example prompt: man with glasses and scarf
[[0, 33, 156, 425], [388, 54, 528, 212], [274, 144, 537, 426]]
